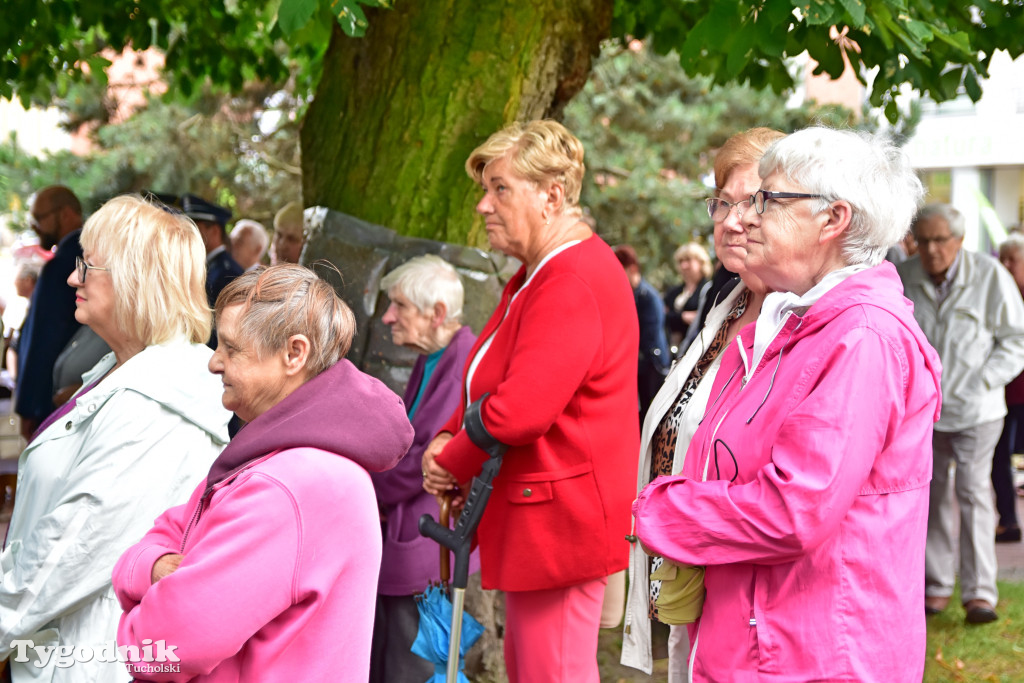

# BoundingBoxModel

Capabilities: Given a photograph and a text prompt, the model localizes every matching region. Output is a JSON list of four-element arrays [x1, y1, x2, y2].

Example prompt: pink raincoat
[[634, 263, 941, 682]]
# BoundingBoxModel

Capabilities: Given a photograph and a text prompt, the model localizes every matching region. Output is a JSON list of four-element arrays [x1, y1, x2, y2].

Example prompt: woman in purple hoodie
[[370, 255, 477, 683], [112, 264, 414, 683]]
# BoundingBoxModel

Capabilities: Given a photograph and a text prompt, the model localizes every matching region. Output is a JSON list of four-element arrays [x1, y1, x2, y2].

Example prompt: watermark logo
[[9, 639, 180, 671]]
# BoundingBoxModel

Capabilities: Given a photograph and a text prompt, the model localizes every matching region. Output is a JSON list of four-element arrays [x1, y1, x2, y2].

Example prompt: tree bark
[[301, 0, 612, 246]]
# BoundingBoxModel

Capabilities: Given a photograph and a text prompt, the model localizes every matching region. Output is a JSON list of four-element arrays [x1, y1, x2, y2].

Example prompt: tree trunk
[[300, 0, 612, 246]]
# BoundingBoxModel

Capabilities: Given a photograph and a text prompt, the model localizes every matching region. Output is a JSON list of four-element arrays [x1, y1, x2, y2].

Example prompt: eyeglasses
[[75, 256, 109, 282], [705, 197, 753, 221], [914, 234, 956, 247], [750, 189, 827, 214]]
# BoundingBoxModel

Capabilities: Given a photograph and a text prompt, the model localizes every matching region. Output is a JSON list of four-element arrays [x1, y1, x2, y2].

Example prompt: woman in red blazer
[[422, 120, 640, 682]]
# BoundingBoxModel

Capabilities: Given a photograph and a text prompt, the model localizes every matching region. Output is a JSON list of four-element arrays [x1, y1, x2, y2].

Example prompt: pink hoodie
[[113, 359, 414, 682], [634, 263, 942, 682]]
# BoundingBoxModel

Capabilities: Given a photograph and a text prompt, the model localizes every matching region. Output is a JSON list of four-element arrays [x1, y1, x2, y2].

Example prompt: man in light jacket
[[898, 203, 1024, 624]]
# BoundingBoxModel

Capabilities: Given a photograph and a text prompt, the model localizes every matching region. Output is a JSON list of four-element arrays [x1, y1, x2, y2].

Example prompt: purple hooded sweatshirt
[[113, 358, 414, 682]]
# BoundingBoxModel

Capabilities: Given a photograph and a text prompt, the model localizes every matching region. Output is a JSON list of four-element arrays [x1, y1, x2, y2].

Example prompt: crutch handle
[[419, 394, 506, 590]]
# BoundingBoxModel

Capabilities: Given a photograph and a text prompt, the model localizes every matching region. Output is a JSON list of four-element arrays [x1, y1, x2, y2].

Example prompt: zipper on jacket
[[688, 625, 700, 680], [180, 488, 213, 553], [178, 451, 282, 553], [744, 319, 803, 424], [697, 366, 740, 427]]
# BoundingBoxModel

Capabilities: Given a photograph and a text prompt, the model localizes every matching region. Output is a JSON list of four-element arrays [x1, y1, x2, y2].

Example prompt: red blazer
[[436, 235, 640, 591]]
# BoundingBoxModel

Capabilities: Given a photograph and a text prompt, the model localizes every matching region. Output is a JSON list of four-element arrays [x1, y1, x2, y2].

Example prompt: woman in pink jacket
[[112, 265, 414, 682], [633, 127, 942, 682]]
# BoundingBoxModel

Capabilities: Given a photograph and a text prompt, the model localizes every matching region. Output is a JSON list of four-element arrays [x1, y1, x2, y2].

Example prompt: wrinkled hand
[[151, 553, 183, 584], [422, 432, 458, 498]]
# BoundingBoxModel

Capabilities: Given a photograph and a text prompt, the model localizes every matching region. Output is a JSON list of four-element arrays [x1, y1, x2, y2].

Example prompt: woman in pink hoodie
[[112, 265, 414, 682], [633, 127, 942, 682]]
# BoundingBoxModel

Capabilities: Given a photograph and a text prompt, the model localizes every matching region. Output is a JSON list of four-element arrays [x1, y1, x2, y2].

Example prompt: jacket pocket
[[948, 306, 990, 369], [752, 565, 777, 673], [504, 462, 593, 505]]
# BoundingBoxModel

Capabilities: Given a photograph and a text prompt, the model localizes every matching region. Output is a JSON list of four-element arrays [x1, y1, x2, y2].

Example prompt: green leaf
[[803, 0, 842, 26], [931, 29, 972, 56], [836, 0, 866, 28], [278, 0, 318, 35], [904, 19, 933, 44], [939, 67, 962, 100], [725, 23, 756, 79], [332, 0, 370, 38], [964, 67, 983, 101], [884, 98, 898, 123]]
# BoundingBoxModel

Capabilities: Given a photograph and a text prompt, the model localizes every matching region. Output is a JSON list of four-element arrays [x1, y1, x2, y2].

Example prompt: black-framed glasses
[[75, 256, 109, 282], [750, 189, 827, 214], [705, 197, 753, 221]]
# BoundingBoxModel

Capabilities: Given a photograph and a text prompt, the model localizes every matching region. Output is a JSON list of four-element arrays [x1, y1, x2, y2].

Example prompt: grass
[[923, 581, 1024, 683], [596, 581, 1024, 682]]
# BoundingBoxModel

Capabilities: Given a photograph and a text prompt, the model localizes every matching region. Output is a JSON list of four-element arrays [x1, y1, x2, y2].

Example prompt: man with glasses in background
[[14, 186, 84, 440], [898, 203, 1024, 624]]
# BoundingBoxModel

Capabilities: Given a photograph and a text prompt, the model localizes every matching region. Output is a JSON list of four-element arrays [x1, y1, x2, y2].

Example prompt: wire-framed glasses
[[75, 256, 109, 282], [704, 197, 753, 221]]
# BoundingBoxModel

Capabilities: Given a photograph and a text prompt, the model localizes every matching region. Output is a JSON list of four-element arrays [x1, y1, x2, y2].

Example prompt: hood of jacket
[[80, 336, 231, 443], [206, 358, 414, 488], [747, 261, 942, 422]]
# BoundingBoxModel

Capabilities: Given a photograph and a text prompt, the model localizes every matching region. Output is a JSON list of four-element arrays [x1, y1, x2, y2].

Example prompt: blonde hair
[[215, 264, 356, 378], [466, 120, 585, 215], [81, 194, 211, 345], [674, 242, 713, 279]]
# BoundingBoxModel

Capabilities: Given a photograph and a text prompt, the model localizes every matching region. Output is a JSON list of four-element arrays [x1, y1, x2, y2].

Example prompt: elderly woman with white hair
[[632, 127, 942, 681], [113, 265, 413, 682], [369, 254, 477, 683], [0, 194, 231, 682]]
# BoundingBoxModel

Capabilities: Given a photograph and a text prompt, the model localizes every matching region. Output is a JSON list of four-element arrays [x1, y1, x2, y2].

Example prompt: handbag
[[651, 559, 705, 625]]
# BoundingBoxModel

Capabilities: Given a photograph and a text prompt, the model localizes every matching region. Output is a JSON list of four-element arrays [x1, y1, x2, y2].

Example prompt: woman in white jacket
[[0, 195, 230, 682], [621, 128, 783, 680]]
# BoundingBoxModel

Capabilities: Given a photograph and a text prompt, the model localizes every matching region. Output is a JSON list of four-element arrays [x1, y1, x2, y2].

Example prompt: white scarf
[[741, 264, 870, 381]]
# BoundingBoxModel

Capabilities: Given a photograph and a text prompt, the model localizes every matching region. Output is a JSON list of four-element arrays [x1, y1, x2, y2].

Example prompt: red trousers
[[504, 577, 607, 683]]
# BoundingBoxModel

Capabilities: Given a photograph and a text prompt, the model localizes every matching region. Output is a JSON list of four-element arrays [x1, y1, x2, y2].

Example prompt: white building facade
[[904, 51, 1024, 251]]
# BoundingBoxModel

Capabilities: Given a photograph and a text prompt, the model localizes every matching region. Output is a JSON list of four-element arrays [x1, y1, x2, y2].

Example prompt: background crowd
[[0, 117, 1021, 683]]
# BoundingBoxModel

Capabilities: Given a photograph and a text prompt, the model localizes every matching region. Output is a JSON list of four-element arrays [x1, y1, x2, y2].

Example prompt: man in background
[[898, 203, 1024, 624], [182, 194, 243, 307], [230, 219, 269, 271], [271, 201, 305, 265], [15, 186, 84, 440]]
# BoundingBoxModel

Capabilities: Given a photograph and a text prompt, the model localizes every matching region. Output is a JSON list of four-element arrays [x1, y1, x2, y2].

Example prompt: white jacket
[[898, 250, 1024, 431], [0, 337, 229, 683], [620, 283, 747, 675]]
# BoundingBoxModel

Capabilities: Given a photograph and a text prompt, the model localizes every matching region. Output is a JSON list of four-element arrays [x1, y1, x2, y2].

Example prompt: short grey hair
[[1000, 232, 1024, 258], [215, 264, 356, 378], [380, 255, 464, 324], [759, 126, 925, 267], [232, 219, 269, 254], [912, 203, 965, 239]]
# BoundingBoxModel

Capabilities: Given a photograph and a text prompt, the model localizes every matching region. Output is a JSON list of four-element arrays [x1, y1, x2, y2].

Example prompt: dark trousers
[[993, 403, 1023, 529], [369, 594, 434, 683]]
